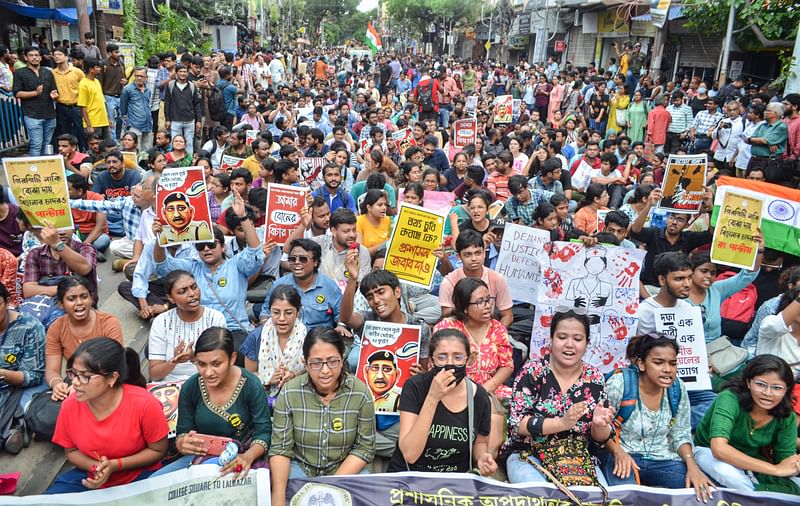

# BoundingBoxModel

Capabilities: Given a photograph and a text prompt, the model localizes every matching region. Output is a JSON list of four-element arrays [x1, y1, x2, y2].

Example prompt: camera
[[720, 121, 732, 129]]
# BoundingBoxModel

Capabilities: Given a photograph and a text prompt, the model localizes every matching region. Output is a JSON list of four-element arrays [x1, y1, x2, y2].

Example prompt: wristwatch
[[54, 241, 66, 252]]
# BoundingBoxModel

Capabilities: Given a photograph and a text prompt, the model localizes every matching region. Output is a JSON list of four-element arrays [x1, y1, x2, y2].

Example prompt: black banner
[[286, 471, 800, 505]]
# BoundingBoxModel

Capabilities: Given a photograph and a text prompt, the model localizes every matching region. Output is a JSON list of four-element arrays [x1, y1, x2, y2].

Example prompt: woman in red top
[[45, 337, 169, 494], [434, 277, 513, 457]]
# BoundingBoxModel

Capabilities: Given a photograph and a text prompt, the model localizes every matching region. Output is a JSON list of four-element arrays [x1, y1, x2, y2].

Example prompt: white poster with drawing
[[654, 306, 712, 391]]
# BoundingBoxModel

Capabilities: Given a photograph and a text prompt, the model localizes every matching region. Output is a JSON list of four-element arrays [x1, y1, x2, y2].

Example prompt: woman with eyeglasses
[[598, 333, 714, 501], [387, 328, 496, 476], [46, 276, 123, 402], [242, 285, 307, 396], [501, 310, 615, 485], [45, 338, 168, 493], [356, 189, 392, 255], [693, 354, 800, 494], [147, 270, 226, 382], [152, 192, 265, 366], [269, 327, 375, 506], [152, 327, 271, 479], [434, 278, 513, 458]]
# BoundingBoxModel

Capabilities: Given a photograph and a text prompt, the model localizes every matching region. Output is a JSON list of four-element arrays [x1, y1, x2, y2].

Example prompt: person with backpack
[[598, 333, 714, 502], [412, 67, 439, 123], [214, 66, 240, 131], [164, 64, 202, 156]]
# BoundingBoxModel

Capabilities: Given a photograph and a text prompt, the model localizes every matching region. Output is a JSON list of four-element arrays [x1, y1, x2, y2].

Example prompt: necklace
[[637, 391, 665, 459]]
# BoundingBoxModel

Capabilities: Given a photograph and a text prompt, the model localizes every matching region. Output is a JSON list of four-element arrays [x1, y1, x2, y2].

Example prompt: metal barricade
[[0, 93, 27, 153]]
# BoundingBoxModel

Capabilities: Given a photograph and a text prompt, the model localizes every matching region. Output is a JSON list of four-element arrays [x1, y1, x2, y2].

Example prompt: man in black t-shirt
[[13, 46, 58, 156]]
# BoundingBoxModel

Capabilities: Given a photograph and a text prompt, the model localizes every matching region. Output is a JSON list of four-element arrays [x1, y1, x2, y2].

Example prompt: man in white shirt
[[268, 53, 286, 93], [712, 100, 744, 177]]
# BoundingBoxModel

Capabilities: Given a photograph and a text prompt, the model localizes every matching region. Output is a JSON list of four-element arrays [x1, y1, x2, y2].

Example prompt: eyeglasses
[[433, 353, 468, 365], [469, 296, 496, 308], [750, 380, 787, 395], [195, 242, 218, 251], [307, 358, 342, 371], [287, 255, 311, 264], [66, 368, 106, 385], [367, 364, 396, 374]]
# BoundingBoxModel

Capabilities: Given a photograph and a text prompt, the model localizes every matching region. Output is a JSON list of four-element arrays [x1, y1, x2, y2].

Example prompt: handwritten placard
[[654, 306, 711, 391]]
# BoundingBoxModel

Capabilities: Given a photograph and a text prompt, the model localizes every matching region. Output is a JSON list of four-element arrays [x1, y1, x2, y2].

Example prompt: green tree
[[682, 0, 799, 49], [386, 0, 482, 38], [123, 0, 211, 65]]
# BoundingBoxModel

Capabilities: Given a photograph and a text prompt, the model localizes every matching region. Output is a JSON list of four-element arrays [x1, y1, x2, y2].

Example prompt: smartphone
[[195, 434, 235, 456]]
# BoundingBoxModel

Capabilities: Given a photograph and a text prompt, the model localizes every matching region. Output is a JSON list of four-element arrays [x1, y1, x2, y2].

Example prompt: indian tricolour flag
[[365, 22, 382, 54], [712, 176, 800, 256]]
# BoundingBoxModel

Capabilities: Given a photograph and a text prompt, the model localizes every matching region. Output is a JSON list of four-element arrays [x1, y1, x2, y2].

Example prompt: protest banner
[[356, 321, 421, 414], [488, 200, 505, 220], [493, 95, 513, 124], [654, 306, 712, 391], [531, 242, 646, 373], [5, 465, 269, 505], [659, 154, 707, 214], [711, 190, 763, 270], [712, 176, 800, 256], [220, 155, 245, 173], [121, 151, 138, 170], [465, 95, 478, 117], [265, 183, 307, 245], [245, 129, 259, 146], [385, 203, 445, 289], [391, 128, 417, 155], [397, 190, 455, 216], [597, 208, 610, 232], [495, 223, 550, 304], [512, 98, 522, 122], [156, 167, 214, 247], [147, 382, 182, 438], [284, 470, 800, 506], [571, 159, 593, 193], [297, 157, 326, 190], [452, 118, 477, 149], [3, 155, 73, 230]]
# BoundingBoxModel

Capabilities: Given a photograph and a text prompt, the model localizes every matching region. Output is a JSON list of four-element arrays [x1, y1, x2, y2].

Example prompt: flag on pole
[[365, 22, 382, 54]]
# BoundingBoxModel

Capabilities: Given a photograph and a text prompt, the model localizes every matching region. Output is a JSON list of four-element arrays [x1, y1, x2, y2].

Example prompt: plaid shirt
[[0, 313, 45, 388], [506, 189, 553, 227], [70, 196, 142, 242], [268, 372, 375, 477], [691, 110, 723, 137], [22, 239, 97, 287]]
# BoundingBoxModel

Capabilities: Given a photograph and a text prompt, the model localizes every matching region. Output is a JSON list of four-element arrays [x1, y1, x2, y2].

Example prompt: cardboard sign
[[392, 128, 417, 155], [397, 190, 455, 216], [356, 321, 421, 415], [465, 95, 478, 117], [3, 155, 74, 230], [385, 203, 446, 289], [121, 151, 138, 170], [496, 224, 551, 304], [147, 382, 183, 438], [156, 167, 214, 246], [265, 183, 306, 245], [512, 99, 522, 122], [571, 160, 594, 193], [220, 155, 245, 173], [452, 118, 477, 149], [711, 190, 763, 270], [659, 154, 707, 214], [654, 306, 712, 391], [245, 130, 259, 146], [493, 95, 513, 124], [298, 157, 326, 190], [597, 209, 610, 232]]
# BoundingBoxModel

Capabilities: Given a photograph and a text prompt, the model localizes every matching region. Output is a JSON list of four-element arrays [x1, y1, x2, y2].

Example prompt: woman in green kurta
[[153, 326, 271, 478], [626, 90, 649, 144], [693, 355, 800, 494]]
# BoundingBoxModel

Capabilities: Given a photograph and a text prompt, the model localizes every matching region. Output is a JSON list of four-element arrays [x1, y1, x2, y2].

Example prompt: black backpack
[[417, 80, 434, 112], [208, 82, 230, 122], [24, 390, 61, 441]]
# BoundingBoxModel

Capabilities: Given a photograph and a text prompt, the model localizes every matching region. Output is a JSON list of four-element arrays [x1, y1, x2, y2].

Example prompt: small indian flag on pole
[[365, 22, 382, 54]]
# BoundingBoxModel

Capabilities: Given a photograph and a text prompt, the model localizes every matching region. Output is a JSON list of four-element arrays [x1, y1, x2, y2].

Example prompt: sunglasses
[[195, 242, 219, 251], [287, 255, 311, 264]]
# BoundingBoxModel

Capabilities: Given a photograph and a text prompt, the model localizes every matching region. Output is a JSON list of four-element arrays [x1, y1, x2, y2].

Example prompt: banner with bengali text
[[265, 183, 307, 245], [3, 155, 74, 230], [385, 203, 445, 289], [710, 190, 763, 270]]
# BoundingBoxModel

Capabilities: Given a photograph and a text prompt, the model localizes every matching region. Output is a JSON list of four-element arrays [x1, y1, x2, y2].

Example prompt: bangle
[[526, 416, 538, 437], [48, 377, 62, 388], [117, 458, 123, 471]]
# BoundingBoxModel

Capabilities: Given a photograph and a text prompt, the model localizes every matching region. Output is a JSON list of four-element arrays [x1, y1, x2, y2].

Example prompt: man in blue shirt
[[313, 163, 356, 213], [216, 66, 240, 131], [120, 66, 154, 150], [421, 135, 450, 172], [259, 238, 342, 330]]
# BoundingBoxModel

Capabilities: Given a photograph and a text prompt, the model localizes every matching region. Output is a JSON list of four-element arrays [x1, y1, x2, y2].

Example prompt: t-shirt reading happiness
[[387, 371, 490, 473]]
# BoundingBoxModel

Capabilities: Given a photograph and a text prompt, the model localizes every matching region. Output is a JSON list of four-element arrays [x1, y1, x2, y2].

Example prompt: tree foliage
[[386, 0, 482, 37], [123, 0, 211, 65], [682, 0, 799, 48]]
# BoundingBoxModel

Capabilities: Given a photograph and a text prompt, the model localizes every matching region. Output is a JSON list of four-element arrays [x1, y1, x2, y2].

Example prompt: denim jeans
[[104, 95, 122, 141], [45, 468, 156, 494], [688, 389, 716, 430], [127, 126, 154, 151], [56, 103, 87, 151], [694, 446, 755, 491], [598, 450, 688, 488], [289, 460, 369, 478], [91, 233, 111, 252], [24, 116, 57, 156], [170, 120, 196, 155], [150, 454, 220, 477], [438, 103, 453, 129], [506, 452, 608, 486]]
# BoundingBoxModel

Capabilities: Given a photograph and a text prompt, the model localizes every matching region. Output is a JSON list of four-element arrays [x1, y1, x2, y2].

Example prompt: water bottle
[[44, 144, 54, 155]]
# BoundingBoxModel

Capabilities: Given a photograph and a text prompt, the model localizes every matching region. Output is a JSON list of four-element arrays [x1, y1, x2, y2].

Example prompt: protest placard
[[452, 118, 477, 149], [488, 200, 505, 220], [121, 151, 138, 170], [571, 159, 594, 193], [493, 95, 513, 124], [220, 155, 245, 173], [466, 95, 478, 117], [392, 128, 417, 155], [245, 130, 259, 146], [356, 321, 421, 414], [385, 203, 445, 288], [710, 190, 763, 270], [265, 183, 307, 245], [659, 154, 707, 214], [597, 209, 610, 232], [512, 99, 522, 122], [156, 167, 214, 246], [495, 223, 550, 304], [654, 306, 712, 391], [147, 382, 182, 438], [397, 190, 455, 216], [298, 157, 326, 190], [3, 155, 73, 230]]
